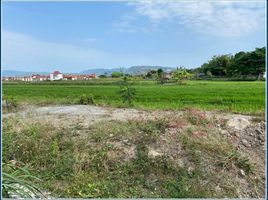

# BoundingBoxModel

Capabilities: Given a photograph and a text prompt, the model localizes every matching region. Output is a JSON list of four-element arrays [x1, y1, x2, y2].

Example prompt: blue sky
[[2, 1, 266, 73]]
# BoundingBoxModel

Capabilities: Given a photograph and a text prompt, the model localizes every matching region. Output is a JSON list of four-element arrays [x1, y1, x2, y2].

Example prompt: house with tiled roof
[[63, 74, 78, 80], [50, 71, 63, 81]]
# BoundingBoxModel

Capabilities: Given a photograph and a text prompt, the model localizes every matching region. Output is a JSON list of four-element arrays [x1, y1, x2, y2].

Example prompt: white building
[[50, 71, 63, 81]]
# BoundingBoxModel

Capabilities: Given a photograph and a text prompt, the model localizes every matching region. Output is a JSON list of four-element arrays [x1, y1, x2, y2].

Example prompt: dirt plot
[[4, 105, 181, 127], [3, 104, 255, 125], [2, 105, 266, 198]]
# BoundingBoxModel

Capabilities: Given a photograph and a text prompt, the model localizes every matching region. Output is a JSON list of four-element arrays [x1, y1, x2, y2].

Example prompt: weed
[[165, 168, 211, 198], [2, 97, 18, 112], [251, 112, 265, 123], [180, 126, 254, 174], [79, 94, 94, 105], [1, 114, 260, 198], [185, 108, 210, 126], [2, 120, 76, 180], [2, 161, 43, 198], [222, 151, 254, 174], [135, 120, 167, 145]]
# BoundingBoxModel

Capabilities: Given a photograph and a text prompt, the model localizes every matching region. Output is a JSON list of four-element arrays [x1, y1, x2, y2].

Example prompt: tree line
[[100, 47, 265, 81], [193, 47, 265, 79]]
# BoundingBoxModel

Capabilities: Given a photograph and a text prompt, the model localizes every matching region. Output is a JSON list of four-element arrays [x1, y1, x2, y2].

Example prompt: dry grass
[[2, 108, 263, 198]]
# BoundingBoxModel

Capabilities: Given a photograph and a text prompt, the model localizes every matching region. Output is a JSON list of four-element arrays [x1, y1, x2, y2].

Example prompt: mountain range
[[2, 66, 175, 77]]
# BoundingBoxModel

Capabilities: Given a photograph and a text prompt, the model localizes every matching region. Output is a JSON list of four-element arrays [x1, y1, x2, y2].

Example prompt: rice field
[[2, 80, 265, 114]]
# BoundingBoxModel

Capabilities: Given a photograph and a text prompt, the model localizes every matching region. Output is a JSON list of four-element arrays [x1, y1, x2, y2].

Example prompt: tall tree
[[198, 47, 266, 79], [201, 54, 232, 76], [157, 68, 165, 84], [229, 47, 265, 77]]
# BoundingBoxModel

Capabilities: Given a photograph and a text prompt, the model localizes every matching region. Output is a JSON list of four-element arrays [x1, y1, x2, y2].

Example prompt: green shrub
[[79, 94, 94, 105], [111, 72, 123, 78]]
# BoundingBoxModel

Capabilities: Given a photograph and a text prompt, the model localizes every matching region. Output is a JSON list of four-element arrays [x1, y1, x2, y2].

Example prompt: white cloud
[[113, 14, 156, 33], [119, 0, 265, 37]]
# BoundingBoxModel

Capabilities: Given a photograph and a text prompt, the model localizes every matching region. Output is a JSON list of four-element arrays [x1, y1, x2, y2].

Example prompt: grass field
[[2, 80, 265, 114]]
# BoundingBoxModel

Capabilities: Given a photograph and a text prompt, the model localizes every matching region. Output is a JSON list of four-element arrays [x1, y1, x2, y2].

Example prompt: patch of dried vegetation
[[2, 107, 265, 198]]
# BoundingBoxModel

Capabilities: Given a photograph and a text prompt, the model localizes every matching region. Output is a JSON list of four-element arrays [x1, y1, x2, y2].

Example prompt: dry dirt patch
[[3, 105, 182, 125]]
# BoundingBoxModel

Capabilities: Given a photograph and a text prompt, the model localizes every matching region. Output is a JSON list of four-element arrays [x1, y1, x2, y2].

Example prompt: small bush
[[79, 94, 94, 105], [117, 77, 136, 106]]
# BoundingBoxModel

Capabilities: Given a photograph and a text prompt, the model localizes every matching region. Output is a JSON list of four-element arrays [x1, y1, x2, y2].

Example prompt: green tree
[[145, 70, 157, 79], [201, 54, 232, 76], [198, 47, 266, 79], [117, 76, 136, 106], [172, 67, 192, 84], [157, 68, 165, 84], [228, 47, 265, 78], [99, 74, 107, 78], [111, 72, 123, 78]]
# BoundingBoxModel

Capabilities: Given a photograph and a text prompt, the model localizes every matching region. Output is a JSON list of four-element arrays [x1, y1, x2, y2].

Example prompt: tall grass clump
[[2, 161, 43, 198], [2, 97, 18, 113], [2, 117, 76, 184]]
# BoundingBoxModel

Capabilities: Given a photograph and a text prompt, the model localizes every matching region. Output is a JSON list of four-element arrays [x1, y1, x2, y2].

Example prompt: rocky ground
[[3, 105, 266, 198]]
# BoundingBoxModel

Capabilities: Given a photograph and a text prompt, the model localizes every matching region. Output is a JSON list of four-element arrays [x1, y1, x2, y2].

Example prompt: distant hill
[[80, 68, 121, 76], [81, 66, 175, 76], [2, 70, 49, 77], [126, 66, 175, 75]]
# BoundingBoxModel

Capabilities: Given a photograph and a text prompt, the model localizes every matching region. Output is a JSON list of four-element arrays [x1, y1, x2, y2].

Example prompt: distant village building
[[63, 74, 78, 81], [24, 76, 33, 82], [31, 74, 49, 81], [2, 70, 97, 82], [62, 74, 96, 80], [50, 71, 63, 81], [80, 74, 97, 80]]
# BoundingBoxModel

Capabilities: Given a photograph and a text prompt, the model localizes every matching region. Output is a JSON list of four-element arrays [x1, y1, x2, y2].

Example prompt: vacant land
[[2, 105, 265, 198], [2, 80, 265, 198], [2, 80, 265, 114]]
